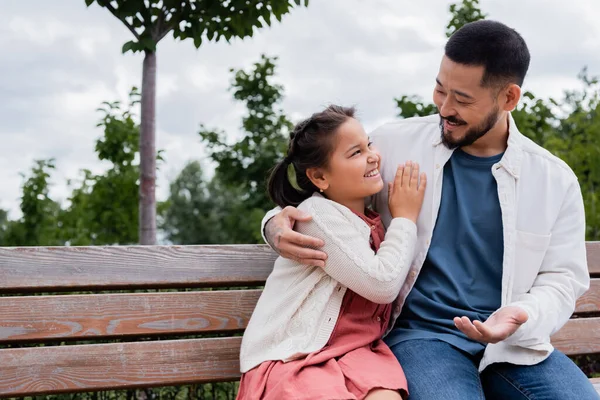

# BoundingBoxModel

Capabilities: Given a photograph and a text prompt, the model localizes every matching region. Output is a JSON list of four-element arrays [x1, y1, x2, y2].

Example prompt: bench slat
[[0, 337, 242, 397], [0, 290, 260, 343], [552, 317, 600, 355], [0, 284, 596, 343], [0, 245, 276, 292], [0, 243, 597, 292], [1, 333, 595, 398], [588, 242, 600, 275], [575, 279, 600, 314]]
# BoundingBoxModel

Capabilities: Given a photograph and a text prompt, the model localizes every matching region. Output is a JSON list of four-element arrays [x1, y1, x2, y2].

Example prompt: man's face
[[433, 56, 503, 149]]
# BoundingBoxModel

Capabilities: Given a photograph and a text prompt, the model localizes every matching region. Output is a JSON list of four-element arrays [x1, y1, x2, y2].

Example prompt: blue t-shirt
[[385, 149, 504, 355]]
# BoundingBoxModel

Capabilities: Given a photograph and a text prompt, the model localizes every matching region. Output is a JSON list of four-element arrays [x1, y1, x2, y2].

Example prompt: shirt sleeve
[[501, 179, 590, 346]]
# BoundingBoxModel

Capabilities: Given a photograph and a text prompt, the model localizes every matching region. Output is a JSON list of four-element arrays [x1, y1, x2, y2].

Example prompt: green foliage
[[395, 95, 437, 118], [162, 55, 292, 244], [159, 161, 223, 245], [446, 0, 486, 38], [540, 69, 600, 240], [85, 0, 309, 53], [199, 55, 292, 210], [59, 89, 142, 245], [0, 209, 7, 245], [0, 159, 62, 246], [510, 91, 558, 145]]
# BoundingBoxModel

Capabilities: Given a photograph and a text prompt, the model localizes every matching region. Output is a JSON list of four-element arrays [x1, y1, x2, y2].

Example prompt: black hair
[[445, 20, 530, 87], [268, 105, 355, 208]]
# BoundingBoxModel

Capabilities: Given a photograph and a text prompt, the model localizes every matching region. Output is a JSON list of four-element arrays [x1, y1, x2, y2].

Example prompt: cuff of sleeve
[[498, 303, 535, 345], [261, 207, 283, 247]]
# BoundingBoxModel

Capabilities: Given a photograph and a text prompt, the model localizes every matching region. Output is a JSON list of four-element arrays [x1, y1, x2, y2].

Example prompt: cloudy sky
[[2, 0, 599, 218]]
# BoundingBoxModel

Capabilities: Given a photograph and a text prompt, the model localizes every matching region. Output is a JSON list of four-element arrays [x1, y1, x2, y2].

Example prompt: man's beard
[[440, 105, 500, 150]]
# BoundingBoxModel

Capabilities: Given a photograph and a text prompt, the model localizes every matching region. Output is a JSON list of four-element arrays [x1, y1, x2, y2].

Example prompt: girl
[[238, 105, 426, 400]]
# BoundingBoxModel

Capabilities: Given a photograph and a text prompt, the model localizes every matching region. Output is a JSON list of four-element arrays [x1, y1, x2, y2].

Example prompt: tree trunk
[[139, 50, 157, 245]]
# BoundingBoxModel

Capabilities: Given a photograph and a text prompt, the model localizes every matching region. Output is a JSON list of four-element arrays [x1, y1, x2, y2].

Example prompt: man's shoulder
[[370, 114, 440, 142], [518, 134, 578, 183]]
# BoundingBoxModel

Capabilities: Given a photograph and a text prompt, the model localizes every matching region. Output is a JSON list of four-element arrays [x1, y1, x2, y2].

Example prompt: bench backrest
[[0, 243, 598, 397]]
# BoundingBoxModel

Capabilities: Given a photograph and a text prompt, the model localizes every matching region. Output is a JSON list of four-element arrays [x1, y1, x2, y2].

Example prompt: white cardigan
[[239, 194, 417, 373]]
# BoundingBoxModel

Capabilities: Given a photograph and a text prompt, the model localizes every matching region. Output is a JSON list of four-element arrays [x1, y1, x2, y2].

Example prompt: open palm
[[454, 306, 529, 344]]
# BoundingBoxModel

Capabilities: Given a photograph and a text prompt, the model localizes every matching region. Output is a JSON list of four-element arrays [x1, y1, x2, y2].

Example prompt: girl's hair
[[268, 105, 356, 208]]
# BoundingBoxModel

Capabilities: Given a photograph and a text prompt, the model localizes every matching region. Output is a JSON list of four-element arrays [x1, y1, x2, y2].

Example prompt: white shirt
[[262, 114, 589, 371]]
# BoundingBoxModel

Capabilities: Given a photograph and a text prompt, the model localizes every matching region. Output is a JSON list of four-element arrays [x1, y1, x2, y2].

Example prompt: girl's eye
[[351, 150, 361, 157], [367, 141, 373, 147]]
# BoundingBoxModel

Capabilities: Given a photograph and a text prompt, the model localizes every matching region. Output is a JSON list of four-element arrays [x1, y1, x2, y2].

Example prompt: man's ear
[[502, 83, 521, 112]]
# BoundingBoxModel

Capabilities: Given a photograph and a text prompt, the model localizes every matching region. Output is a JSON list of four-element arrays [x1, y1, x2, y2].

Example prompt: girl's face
[[309, 118, 383, 206]]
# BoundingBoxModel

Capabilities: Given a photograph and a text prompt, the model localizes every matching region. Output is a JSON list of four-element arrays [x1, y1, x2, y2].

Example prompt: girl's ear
[[306, 167, 329, 192]]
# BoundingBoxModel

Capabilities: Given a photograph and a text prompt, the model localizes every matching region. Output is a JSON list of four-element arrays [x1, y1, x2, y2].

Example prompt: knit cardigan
[[239, 194, 417, 373]]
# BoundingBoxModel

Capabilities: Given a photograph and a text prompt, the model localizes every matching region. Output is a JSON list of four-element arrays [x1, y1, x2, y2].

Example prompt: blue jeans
[[389, 339, 599, 399]]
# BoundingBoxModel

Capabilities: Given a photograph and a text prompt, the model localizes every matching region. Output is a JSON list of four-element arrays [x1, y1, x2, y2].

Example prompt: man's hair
[[445, 20, 530, 88]]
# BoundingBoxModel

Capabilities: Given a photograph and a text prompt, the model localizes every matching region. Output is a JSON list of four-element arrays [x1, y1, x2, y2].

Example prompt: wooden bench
[[0, 243, 598, 397]]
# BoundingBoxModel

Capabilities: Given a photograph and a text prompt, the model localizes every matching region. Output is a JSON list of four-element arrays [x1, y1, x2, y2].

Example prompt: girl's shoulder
[[297, 194, 369, 234], [298, 193, 347, 216]]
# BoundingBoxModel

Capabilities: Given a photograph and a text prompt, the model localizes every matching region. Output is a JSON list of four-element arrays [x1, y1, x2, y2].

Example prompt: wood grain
[[0, 290, 261, 342], [0, 337, 242, 397], [575, 279, 600, 314], [0, 245, 277, 292], [0, 242, 596, 292], [551, 317, 600, 355], [0, 334, 597, 398]]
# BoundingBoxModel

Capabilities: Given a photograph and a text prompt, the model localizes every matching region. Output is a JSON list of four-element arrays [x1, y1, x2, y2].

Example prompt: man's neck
[[462, 113, 509, 158]]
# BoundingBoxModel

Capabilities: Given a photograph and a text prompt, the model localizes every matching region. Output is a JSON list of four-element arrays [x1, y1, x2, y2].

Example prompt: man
[[261, 20, 597, 399]]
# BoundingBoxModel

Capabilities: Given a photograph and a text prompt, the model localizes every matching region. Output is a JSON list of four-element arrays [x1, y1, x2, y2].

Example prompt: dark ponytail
[[268, 105, 356, 208]]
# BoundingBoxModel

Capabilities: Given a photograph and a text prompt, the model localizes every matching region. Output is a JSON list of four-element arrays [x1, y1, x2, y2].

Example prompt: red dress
[[237, 209, 409, 400]]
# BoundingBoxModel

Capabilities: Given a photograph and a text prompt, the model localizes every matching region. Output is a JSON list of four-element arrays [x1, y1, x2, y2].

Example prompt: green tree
[[85, 0, 309, 245], [194, 54, 292, 243], [446, 0, 487, 38], [160, 161, 220, 245], [199, 55, 292, 209], [543, 70, 600, 240], [60, 90, 142, 245], [1, 159, 63, 246], [0, 209, 9, 246]]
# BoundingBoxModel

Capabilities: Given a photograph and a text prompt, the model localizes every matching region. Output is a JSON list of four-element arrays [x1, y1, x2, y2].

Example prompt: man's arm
[[260, 206, 282, 248], [502, 179, 589, 346], [456, 178, 590, 345]]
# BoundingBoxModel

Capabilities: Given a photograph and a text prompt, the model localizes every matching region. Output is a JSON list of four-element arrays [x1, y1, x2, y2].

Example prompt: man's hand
[[265, 206, 328, 267], [454, 306, 529, 344]]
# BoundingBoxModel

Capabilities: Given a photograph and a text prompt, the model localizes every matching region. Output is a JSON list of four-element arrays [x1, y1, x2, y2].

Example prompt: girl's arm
[[297, 197, 417, 304]]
